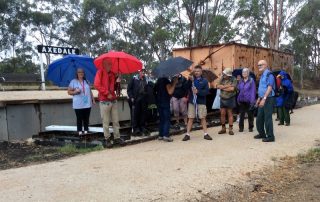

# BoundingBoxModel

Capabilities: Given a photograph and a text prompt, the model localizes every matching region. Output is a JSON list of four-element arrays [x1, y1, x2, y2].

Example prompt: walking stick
[[191, 77, 198, 121]]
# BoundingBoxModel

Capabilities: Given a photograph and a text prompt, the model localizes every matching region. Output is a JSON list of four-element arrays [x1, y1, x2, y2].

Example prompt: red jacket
[[94, 69, 118, 101]]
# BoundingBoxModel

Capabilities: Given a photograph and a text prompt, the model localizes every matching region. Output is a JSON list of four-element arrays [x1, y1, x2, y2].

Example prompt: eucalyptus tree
[[180, 0, 236, 46], [0, 0, 30, 58], [234, 0, 305, 50], [288, 0, 320, 86]]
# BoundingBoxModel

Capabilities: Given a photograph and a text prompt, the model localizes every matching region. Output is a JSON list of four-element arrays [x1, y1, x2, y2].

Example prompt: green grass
[[58, 144, 104, 155], [297, 148, 320, 163]]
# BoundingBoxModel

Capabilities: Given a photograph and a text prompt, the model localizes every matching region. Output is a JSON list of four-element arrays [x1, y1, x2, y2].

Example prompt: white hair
[[242, 68, 249, 73]]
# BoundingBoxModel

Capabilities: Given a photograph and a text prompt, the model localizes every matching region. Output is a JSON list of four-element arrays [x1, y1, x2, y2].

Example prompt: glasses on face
[[258, 64, 265, 67], [77, 72, 84, 74]]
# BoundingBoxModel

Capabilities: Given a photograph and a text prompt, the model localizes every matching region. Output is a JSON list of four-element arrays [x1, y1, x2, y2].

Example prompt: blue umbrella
[[47, 54, 96, 87]]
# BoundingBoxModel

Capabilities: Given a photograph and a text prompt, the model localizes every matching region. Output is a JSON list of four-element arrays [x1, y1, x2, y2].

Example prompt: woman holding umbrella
[[68, 68, 95, 135]]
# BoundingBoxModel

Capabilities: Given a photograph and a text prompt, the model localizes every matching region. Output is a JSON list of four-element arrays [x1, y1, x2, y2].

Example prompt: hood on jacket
[[279, 71, 289, 80]]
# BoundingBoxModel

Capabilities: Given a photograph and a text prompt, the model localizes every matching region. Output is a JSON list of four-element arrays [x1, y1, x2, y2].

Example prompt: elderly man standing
[[216, 68, 238, 135], [254, 60, 276, 142], [94, 59, 124, 148]]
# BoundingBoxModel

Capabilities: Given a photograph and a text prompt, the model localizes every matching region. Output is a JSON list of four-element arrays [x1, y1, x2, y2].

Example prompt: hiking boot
[[163, 137, 173, 142], [229, 129, 234, 135], [204, 134, 213, 140], [132, 129, 142, 136], [103, 138, 113, 148], [254, 134, 265, 139], [278, 123, 284, 126], [114, 138, 126, 146], [239, 128, 244, 132], [218, 127, 227, 134], [262, 137, 275, 142], [228, 125, 234, 135], [249, 128, 253, 132], [182, 135, 190, 141]]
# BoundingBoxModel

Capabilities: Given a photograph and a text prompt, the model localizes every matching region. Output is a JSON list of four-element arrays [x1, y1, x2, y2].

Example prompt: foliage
[[0, 0, 318, 81], [0, 54, 39, 74], [288, 0, 320, 77]]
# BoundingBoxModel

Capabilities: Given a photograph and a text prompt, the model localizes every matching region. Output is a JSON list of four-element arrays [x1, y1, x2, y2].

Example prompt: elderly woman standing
[[237, 68, 256, 132], [68, 68, 95, 135]]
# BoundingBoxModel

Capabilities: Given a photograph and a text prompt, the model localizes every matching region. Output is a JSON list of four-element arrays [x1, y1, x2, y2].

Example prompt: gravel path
[[0, 105, 319, 202]]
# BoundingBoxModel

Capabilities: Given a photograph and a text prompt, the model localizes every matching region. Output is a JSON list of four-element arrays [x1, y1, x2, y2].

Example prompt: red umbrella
[[94, 51, 143, 74]]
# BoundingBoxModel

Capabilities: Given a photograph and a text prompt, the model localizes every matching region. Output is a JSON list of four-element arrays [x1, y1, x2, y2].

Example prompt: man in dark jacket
[[127, 69, 149, 136], [182, 65, 212, 141]]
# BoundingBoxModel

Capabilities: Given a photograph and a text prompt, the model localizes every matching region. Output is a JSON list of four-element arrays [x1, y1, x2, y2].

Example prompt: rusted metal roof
[[172, 42, 293, 55]]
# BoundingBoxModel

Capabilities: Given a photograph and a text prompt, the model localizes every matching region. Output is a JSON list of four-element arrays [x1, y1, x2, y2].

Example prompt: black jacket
[[127, 76, 147, 100], [173, 76, 189, 99]]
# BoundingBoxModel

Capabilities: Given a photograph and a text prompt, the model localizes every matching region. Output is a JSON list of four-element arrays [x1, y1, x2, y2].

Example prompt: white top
[[69, 79, 92, 109]]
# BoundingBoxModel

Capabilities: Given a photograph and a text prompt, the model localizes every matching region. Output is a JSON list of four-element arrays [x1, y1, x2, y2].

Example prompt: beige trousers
[[99, 101, 120, 139]]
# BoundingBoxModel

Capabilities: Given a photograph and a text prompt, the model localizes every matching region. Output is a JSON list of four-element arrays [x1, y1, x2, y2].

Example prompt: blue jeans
[[158, 106, 171, 137]]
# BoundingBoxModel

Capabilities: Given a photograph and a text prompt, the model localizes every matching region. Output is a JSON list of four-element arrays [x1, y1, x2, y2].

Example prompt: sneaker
[[249, 128, 253, 132], [204, 134, 213, 140], [218, 127, 227, 134], [278, 123, 284, 126], [254, 134, 265, 139], [163, 137, 173, 142], [239, 129, 244, 132], [262, 137, 275, 142], [114, 138, 126, 146], [158, 136, 163, 140], [182, 135, 190, 141], [78, 131, 83, 135], [103, 138, 113, 148], [84, 131, 88, 134], [236, 115, 240, 123], [285, 123, 290, 126], [141, 128, 150, 136]]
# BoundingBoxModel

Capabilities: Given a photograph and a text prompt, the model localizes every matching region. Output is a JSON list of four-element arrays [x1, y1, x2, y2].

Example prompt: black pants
[[130, 98, 147, 131], [239, 102, 254, 130], [74, 108, 91, 132]]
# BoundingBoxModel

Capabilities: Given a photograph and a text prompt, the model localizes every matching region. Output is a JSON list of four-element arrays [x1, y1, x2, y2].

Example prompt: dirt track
[[0, 104, 319, 202]]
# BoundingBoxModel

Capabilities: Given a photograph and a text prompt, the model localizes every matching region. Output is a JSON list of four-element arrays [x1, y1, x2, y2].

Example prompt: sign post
[[37, 45, 80, 91], [39, 53, 45, 90]]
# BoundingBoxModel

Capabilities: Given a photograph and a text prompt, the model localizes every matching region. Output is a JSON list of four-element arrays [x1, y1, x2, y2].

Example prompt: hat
[[223, 68, 233, 77]]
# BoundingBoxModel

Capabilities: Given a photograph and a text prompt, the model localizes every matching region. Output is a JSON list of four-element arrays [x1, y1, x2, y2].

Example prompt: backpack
[[266, 72, 281, 97]]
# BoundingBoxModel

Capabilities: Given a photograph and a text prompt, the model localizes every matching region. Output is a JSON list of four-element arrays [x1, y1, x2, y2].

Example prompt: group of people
[[67, 58, 294, 147]]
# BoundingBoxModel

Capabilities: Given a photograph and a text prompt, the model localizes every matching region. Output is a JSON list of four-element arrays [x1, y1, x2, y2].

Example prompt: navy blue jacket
[[187, 76, 209, 105]]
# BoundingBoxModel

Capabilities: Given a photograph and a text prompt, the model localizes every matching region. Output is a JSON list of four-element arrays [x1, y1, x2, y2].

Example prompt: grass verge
[[297, 148, 320, 163]]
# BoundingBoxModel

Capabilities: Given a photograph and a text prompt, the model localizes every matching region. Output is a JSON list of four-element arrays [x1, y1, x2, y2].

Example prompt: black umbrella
[[232, 68, 256, 83], [153, 57, 193, 78]]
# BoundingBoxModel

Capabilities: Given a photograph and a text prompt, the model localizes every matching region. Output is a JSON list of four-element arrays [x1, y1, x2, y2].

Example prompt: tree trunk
[[300, 60, 304, 89]]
